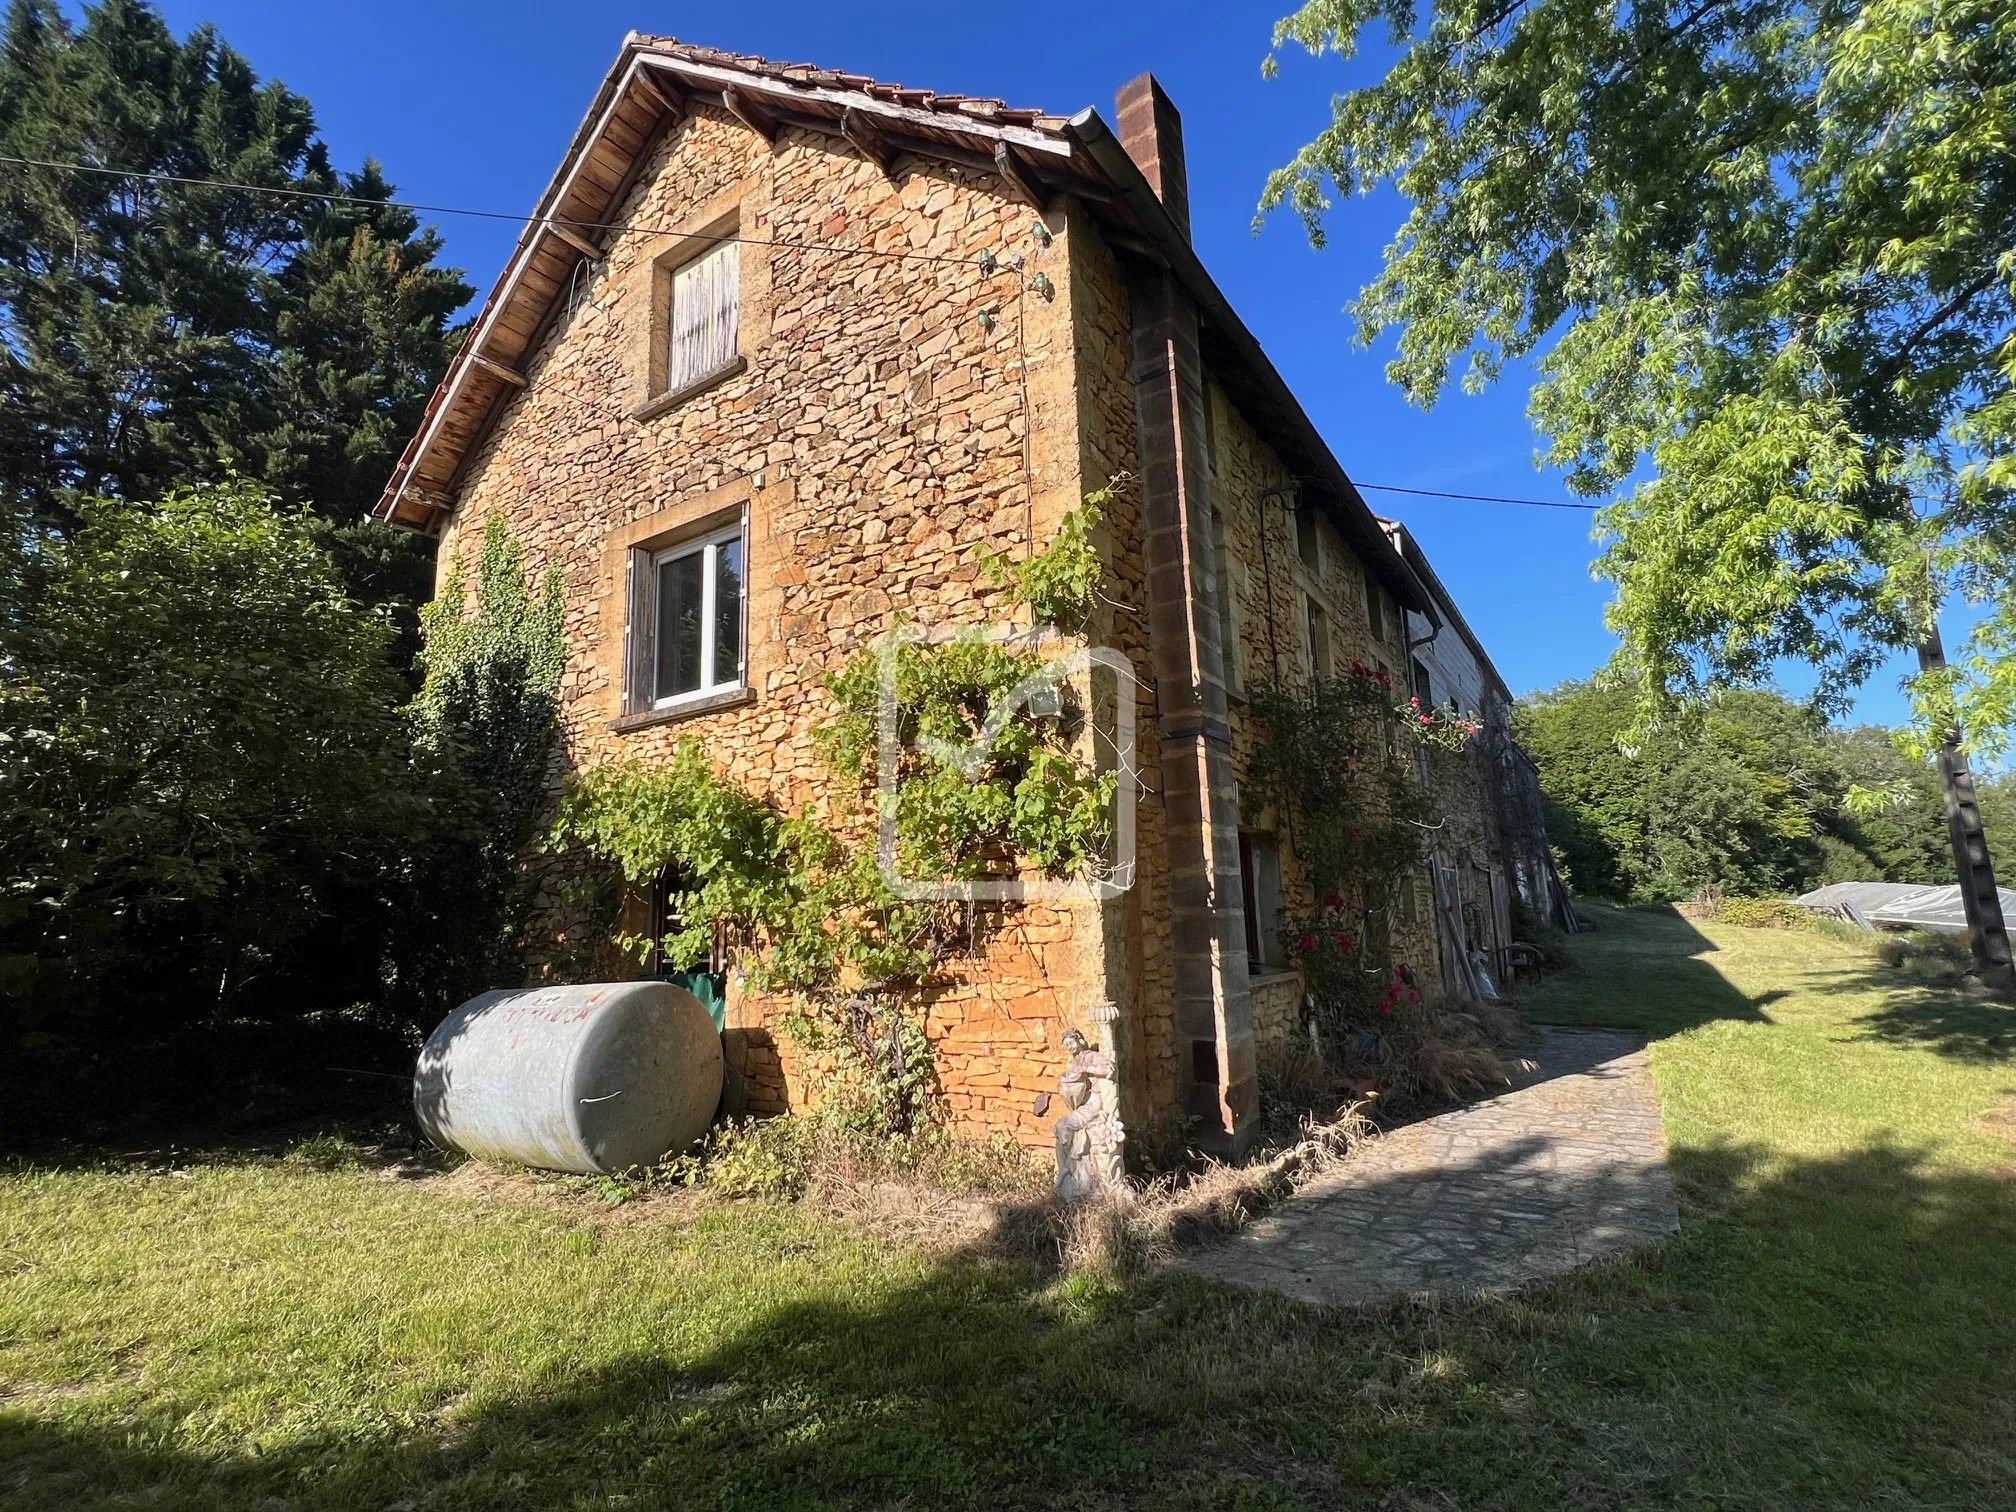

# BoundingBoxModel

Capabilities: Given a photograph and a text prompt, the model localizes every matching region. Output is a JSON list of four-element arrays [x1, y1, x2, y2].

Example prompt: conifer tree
[[0, 0, 470, 531]]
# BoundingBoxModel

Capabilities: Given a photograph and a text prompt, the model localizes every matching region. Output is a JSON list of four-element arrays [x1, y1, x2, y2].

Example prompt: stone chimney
[[1114, 73, 1190, 241]]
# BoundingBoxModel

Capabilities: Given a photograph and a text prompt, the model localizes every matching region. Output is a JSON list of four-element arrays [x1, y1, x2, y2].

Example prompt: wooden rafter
[[991, 141, 1043, 207], [469, 352, 528, 388], [722, 85, 779, 143], [841, 106, 894, 176], [545, 220, 604, 261], [630, 64, 684, 118], [1103, 230, 1167, 265]]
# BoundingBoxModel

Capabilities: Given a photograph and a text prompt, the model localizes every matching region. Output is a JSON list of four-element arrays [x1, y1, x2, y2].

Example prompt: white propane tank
[[414, 981, 723, 1174]]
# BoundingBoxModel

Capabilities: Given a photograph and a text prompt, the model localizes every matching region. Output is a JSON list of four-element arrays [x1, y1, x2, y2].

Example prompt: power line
[[0, 157, 1620, 517], [0, 153, 993, 270], [1353, 481, 1603, 510]]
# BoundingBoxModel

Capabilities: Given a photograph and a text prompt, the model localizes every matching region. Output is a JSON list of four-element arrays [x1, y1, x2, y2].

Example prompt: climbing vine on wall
[[549, 490, 1123, 1135], [415, 516, 567, 851], [1243, 663, 1473, 1041], [976, 472, 1125, 636], [412, 515, 567, 984]]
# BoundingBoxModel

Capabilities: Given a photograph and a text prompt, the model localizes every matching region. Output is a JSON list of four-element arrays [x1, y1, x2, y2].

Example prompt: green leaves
[[1512, 678, 2000, 897], [0, 482, 424, 1038], [1267, 0, 2016, 749], [0, 0, 471, 529], [1244, 668, 1446, 1033], [977, 490, 1117, 637], [414, 516, 566, 854], [549, 495, 1126, 1136]]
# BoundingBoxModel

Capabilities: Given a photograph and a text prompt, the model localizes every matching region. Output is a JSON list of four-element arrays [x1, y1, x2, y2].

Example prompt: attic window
[[668, 239, 740, 394], [637, 227, 746, 419], [1295, 506, 1320, 572]]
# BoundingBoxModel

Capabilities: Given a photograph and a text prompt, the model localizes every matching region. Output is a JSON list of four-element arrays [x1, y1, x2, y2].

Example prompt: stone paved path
[[1181, 1027, 1680, 1306]]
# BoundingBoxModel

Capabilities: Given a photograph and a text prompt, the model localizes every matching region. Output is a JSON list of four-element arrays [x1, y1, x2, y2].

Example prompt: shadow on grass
[[6, 1140, 2014, 1511], [0, 1013, 419, 1155], [1839, 976, 2016, 1064], [1524, 903, 1776, 1039]]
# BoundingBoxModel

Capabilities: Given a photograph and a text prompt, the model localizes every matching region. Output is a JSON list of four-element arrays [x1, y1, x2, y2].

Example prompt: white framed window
[[633, 521, 745, 711], [666, 239, 740, 396]]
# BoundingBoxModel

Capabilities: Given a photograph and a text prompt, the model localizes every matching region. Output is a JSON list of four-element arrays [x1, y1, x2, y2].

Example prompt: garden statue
[[1052, 1003, 1126, 1201]]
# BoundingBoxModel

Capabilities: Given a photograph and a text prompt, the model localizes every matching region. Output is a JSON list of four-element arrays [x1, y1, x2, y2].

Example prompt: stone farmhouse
[[1382, 520, 1577, 1000], [375, 36, 1557, 1157]]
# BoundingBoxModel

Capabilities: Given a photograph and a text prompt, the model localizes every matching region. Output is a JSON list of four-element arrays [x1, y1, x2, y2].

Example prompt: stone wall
[[1248, 971, 1305, 1062], [1201, 378, 1444, 1031], [425, 93, 1491, 1149], [1059, 207, 1178, 1132], [1395, 596, 1519, 989], [435, 103, 1121, 1149]]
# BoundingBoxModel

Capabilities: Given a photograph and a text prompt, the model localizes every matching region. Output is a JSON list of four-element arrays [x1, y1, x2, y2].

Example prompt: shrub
[[0, 486, 426, 1065], [1713, 896, 1810, 930], [1870, 929, 1972, 983]]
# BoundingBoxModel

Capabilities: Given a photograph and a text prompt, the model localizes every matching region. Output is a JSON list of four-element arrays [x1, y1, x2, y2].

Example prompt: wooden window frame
[[1305, 595, 1332, 678], [636, 208, 746, 419]]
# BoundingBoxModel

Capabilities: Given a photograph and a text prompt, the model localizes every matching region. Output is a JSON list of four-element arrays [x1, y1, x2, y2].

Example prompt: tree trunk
[[1915, 630, 2013, 988]]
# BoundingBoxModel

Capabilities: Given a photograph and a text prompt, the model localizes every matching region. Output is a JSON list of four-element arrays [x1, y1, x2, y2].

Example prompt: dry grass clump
[[1316, 993, 1527, 1118], [668, 1114, 1050, 1207], [1870, 927, 1974, 985], [1035, 1097, 1377, 1279], [1684, 885, 1811, 930]]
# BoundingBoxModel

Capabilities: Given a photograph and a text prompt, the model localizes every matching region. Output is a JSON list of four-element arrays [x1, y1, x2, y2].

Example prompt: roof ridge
[[627, 35, 1061, 130]]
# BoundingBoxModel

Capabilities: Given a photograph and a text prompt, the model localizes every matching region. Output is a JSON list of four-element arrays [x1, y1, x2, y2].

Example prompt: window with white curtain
[[666, 238, 740, 395]]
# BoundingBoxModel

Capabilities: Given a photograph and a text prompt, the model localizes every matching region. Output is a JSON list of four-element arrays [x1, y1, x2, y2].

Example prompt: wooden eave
[[1062, 108, 1432, 616], [1382, 521, 1513, 706]]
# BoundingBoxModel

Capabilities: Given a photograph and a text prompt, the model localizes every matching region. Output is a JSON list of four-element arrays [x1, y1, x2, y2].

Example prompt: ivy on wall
[[549, 492, 1120, 1135], [415, 516, 567, 855], [410, 515, 568, 990]]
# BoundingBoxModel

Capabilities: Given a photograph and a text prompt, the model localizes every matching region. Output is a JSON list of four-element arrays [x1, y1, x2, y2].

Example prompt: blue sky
[[143, 0, 1923, 720]]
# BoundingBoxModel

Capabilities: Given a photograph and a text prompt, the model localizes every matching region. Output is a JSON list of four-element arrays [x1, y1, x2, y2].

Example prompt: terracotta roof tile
[[630, 35, 1065, 131]]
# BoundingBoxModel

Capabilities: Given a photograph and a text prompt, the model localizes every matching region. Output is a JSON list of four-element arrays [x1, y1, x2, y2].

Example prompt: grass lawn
[[5, 904, 2015, 1509]]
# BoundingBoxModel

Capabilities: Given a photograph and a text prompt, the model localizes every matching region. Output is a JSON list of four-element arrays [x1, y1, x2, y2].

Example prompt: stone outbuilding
[[376, 36, 1556, 1157]]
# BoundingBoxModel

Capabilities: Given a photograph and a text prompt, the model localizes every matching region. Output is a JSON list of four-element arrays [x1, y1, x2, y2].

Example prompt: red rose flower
[[1325, 893, 1344, 907], [1297, 936, 1317, 953], [1407, 989, 1420, 1002], [1334, 933, 1355, 952]]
